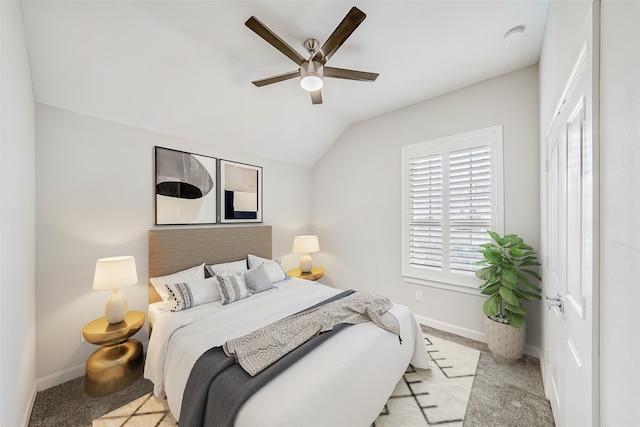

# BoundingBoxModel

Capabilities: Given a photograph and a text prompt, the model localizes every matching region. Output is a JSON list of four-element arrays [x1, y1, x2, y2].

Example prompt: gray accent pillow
[[244, 264, 275, 294], [247, 254, 289, 283]]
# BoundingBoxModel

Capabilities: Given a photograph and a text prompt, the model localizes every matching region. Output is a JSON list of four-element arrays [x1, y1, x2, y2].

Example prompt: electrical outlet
[[80, 329, 85, 343], [416, 291, 423, 301]]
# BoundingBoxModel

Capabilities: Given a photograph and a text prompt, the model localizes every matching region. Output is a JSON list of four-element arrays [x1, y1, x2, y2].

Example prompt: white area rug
[[93, 333, 479, 427], [374, 334, 480, 426], [92, 392, 176, 427]]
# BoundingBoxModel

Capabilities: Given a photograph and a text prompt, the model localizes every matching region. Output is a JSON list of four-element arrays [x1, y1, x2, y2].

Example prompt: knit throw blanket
[[223, 291, 400, 376]]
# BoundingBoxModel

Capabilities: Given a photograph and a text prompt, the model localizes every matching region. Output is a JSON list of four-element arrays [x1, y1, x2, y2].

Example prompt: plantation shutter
[[408, 154, 443, 270], [402, 125, 503, 291], [448, 146, 492, 275]]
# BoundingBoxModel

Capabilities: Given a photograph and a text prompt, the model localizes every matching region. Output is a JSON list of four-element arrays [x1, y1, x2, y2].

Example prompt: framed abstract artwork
[[155, 147, 217, 225], [219, 159, 263, 223]]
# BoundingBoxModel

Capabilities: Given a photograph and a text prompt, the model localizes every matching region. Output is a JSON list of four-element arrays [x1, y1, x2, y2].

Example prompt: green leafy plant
[[475, 230, 542, 328]]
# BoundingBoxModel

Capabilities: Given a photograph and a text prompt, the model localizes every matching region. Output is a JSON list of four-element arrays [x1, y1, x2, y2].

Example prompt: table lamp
[[93, 256, 138, 324], [292, 235, 320, 273]]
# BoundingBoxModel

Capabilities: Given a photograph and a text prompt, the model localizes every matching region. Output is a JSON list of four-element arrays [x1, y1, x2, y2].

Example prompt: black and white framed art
[[155, 147, 217, 225], [219, 159, 263, 223]]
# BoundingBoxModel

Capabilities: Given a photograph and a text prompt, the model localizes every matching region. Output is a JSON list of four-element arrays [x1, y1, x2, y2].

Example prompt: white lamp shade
[[93, 256, 138, 291], [292, 235, 320, 254]]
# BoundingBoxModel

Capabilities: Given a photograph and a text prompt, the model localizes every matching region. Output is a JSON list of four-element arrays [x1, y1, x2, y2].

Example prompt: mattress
[[144, 277, 431, 426]]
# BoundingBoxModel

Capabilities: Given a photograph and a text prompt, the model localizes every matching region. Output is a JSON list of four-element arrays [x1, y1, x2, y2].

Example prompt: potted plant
[[475, 230, 541, 362]]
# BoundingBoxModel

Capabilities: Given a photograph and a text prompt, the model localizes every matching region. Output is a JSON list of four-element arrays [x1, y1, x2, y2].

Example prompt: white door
[[544, 5, 599, 427]]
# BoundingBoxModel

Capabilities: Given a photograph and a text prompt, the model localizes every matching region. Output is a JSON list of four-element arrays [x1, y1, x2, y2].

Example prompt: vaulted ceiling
[[20, 0, 548, 167]]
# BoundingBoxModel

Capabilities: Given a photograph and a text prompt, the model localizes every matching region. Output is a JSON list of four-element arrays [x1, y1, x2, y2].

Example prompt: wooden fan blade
[[324, 66, 379, 82], [315, 7, 366, 63], [310, 90, 322, 105], [245, 16, 306, 66], [252, 70, 300, 87]]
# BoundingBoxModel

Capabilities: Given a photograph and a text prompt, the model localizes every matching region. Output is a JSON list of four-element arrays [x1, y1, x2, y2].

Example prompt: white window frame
[[401, 125, 504, 294]]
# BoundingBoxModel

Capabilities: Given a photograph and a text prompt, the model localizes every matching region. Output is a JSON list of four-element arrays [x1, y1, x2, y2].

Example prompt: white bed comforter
[[144, 278, 431, 426]]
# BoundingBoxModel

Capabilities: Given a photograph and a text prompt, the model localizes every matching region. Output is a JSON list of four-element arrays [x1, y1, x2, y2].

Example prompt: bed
[[144, 226, 431, 426]]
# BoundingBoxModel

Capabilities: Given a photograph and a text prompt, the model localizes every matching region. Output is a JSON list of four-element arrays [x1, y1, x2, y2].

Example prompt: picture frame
[[155, 146, 217, 225], [219, 159, 263, 223]]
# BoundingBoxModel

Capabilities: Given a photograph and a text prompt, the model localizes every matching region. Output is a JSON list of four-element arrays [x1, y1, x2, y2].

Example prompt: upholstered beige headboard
[[148, 226, 272, 304]]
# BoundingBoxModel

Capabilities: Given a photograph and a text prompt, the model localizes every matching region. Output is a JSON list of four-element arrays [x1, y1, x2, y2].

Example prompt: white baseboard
[[34, 340, 149, 392], [415, 314, 542, 359], [525, 344, 543, 361], [21, 383, 37, 427], [36, 363, 84, 391], [415, 314, 486, 342]]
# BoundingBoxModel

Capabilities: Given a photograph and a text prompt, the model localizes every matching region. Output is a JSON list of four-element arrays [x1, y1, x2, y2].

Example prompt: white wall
[[1, 1, 37, 426], [35, 104, 313, 387], [600, 0, 640, 423], [312, 65, 541, 349]]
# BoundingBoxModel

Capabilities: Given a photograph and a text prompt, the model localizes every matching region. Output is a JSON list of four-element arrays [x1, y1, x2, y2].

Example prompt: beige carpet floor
[[29, 326, 554, 427]]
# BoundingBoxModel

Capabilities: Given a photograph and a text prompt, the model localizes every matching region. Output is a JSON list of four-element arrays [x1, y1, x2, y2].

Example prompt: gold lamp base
[[84, 339, 143, 396]]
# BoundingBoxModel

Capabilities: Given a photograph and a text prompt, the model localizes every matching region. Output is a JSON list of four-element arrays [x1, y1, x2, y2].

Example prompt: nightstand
[[287, 267, 324, 281], [82, 310, 145, 396]]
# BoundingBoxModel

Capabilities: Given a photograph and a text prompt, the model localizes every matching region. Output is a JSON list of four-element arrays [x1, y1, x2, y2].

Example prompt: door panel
[[543, 5, 598, 425], [566, 99, 586, 319]]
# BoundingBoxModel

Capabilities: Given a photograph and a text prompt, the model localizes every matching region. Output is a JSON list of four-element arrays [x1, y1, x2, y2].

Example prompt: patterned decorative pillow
[[217, 274, 251, 305], [244, 264, 275, 294], [164, 277, 220, 312], [205, 259, 248, 278], [247, 254, 289, 283]]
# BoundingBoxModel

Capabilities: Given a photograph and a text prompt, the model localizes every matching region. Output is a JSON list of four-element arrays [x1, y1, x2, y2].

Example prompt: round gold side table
[[82, 310, 145, 396], [287, 267, 324, 281]]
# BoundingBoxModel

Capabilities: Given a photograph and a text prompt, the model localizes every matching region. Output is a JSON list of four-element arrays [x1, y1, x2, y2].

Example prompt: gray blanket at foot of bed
[[179, 290, 355, 427]]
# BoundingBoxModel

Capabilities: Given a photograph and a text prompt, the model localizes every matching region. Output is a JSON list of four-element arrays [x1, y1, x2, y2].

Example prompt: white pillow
[[164, 277, 221, 312], [247, 254, 289, 283], [247, 254, 271, 268], [205, 259, 248, 277], [217, 274, 251, 305], [150, 263, 205, 301]]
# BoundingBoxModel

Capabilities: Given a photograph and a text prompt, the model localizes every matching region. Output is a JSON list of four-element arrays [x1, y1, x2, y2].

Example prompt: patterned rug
[[93, 334, 479, 427], [374, 334, 480, 426]]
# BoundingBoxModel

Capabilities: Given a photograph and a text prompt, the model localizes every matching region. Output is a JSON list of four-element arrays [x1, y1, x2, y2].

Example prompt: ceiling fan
[[245, 6, 379, 105]]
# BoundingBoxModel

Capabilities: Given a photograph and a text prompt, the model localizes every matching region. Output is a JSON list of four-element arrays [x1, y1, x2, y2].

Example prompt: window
[[401, 126, 504, 293]]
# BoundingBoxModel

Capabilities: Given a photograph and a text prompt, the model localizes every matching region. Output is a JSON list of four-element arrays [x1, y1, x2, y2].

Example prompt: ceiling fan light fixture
[[246, 7, 377, 104], [300, 61, 324, 91]]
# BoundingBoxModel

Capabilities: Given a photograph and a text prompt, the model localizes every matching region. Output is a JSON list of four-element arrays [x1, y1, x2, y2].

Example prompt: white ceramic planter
[[484, 316, 526, 363]]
